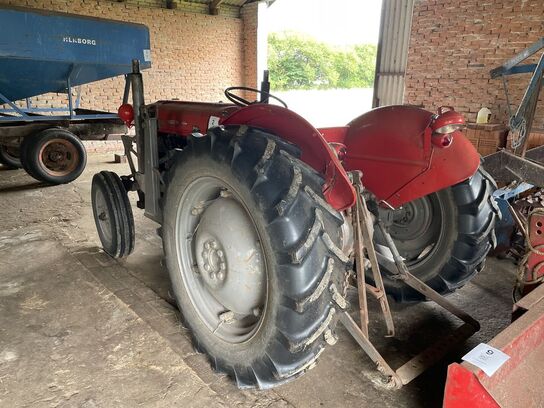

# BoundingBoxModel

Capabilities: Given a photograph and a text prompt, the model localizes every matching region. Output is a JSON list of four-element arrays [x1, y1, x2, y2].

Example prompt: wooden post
[[209, 0, 225, 15]]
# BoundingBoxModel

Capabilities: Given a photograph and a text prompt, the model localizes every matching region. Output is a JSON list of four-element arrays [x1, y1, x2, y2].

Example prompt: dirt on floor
[[0, 155, 519, 407]]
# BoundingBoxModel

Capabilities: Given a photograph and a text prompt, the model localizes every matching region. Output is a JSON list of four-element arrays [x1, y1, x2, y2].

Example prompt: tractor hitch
[[341, 172, 481, 388]]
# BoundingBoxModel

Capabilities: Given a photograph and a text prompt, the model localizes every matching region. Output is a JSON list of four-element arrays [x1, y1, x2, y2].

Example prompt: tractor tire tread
[[92, 171, 135, 258], [102, 171, 135, 257], [389, 168, 497, 302], [164, 125, 347, 389]]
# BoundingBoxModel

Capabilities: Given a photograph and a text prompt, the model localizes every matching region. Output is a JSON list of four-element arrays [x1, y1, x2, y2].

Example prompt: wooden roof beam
[[209, 0, 225, 15]]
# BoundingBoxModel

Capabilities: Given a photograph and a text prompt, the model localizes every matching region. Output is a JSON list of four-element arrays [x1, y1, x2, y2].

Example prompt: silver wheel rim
[[94, 186, 113, 244], [376, 196, 445, 270], [174, 176, 267, 344], [381, 195, 444, 267]]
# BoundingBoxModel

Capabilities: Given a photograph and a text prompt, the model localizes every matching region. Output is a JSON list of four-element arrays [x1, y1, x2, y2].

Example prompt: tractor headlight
[[430, 107, 465, 148], [434, 123, 465, 135]]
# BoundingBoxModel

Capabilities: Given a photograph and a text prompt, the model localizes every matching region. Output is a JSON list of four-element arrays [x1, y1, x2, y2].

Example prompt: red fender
[[155, 101, 239, 135], [222, 105, 356, 211], [321, 105, 480, 209]]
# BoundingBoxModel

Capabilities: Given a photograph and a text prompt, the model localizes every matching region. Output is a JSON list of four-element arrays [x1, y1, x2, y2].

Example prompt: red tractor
[[91, 62, 498, 389]]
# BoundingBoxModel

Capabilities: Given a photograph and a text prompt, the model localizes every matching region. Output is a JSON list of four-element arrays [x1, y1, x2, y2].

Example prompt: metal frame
[[482, 38, 544, 213], [483, 148, 544, 186], [490, 38, 544, 79], [142, 106, 162, 223], [341, 173, 480, 388], [123, 60, 162, 223], [488, 37, 544, 157], [0, 64, 127, 123]]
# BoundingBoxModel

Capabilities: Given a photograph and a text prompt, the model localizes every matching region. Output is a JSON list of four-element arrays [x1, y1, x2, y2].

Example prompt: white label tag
[[208, 116, 220, 129], [462, 343, 510, 377], [143, 49, 152, 62]]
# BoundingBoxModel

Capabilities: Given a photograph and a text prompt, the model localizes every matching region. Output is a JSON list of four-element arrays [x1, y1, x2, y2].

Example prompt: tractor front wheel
[[375, 168, 498, 302], [91, 171, 135, 258], [162, 125, 348, 388]]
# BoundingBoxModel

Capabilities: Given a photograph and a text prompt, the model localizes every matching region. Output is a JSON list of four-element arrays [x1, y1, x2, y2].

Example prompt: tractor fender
[[334, 105, 480, 208], [222, 104, 356, 211]]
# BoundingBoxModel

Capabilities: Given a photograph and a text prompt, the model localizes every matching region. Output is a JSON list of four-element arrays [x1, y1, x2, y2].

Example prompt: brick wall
[[1, 0, 255, 112], [241, 2, 258, 90], [405, 0, 544, 129]]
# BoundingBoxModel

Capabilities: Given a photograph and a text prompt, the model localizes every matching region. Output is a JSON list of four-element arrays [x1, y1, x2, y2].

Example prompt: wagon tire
[[0, 144, 22, 169], [376, 168, 498, 302], [21, 129, 86, 184], [20, 136, 40, 179], [91, 171, 135, 258], [162, 125, 348, 389]]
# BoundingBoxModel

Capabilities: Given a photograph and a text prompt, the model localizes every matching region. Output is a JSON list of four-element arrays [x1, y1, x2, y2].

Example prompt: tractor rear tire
[[162, 125, 348, 389], [0, 144, 22, 169], [20, 129, 86, 184], [376, 168, 498, 302]]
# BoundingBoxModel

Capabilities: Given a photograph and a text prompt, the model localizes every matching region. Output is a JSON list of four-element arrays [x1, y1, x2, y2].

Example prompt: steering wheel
[[224, 86, 288, 108]]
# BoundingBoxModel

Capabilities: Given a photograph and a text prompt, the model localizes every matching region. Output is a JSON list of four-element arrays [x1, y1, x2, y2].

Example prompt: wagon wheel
[[20, 129, 87, 184], [0, 144, 22, 169]]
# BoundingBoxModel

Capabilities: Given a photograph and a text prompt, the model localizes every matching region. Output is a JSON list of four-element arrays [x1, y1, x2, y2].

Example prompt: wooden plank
[[209, 0, 225, 15]]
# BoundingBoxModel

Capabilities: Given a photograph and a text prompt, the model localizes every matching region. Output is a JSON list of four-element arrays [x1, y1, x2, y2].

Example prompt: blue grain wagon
[[0, 6, 151, 184]]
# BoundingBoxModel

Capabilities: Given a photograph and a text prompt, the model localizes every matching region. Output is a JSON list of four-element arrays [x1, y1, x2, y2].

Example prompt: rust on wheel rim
[[38, 138, 79, 177]]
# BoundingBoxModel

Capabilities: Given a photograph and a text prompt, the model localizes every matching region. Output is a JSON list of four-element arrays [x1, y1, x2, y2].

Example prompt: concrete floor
[[0, 154, 518, 407]]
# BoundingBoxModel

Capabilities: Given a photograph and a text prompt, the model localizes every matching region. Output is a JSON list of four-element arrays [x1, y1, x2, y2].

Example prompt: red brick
[[405, 0, 544, 129]]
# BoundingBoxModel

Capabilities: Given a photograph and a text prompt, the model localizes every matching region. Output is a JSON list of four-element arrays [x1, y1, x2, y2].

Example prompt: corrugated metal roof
[[373, 0, 415, 107]]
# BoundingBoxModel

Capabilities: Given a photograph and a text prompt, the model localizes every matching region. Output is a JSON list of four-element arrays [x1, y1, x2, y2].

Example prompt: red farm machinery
[[91, 61, 499, 389]]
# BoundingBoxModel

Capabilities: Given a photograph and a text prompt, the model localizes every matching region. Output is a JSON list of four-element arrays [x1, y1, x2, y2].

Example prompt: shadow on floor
[[0, 180, 51, 193], [0, 166, 19, 172]]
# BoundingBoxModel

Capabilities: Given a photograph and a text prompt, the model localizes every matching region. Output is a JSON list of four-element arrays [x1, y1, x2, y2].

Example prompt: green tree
[[268, 32, 337, 90], [268, 32, 377, 91], [354, 44, 378, 87]]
